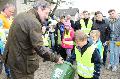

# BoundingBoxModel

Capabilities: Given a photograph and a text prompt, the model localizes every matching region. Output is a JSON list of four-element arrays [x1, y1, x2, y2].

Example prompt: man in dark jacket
[[75, 11, 93, 35], [2, 0, 63, 79], [92, 11, 111, 65], [92, 11, 110, 43]]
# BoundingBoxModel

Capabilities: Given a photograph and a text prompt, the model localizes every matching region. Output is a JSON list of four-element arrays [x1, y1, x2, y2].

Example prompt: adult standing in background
[[0, 3, 15, 78], [0, 3, 15, 36], [92, 11, 110, 66], [75, 11, 93, 34], [107, 9, 120, 71]]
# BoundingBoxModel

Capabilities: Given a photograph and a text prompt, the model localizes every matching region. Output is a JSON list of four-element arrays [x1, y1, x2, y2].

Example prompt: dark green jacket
[[2, 9, 59, 75]]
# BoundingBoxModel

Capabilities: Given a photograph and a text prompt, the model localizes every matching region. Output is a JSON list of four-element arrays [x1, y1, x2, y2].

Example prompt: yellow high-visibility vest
[[80, 19, 93, 35], [0, 12, 13, 29], [42, 33, 49, 46], [63, 30, 73, 45], [75, 44, 96, 78]]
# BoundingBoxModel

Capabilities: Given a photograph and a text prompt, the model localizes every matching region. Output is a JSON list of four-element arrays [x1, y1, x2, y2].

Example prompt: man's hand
[[57, 57, 64, 64]]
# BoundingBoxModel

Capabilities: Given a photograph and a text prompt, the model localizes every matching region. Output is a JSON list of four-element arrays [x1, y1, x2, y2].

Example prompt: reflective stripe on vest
[[75, 44, 96, 78], [63, 30, 73, 45], [80, 19, 93, 35], [42, 34, 49, 46]]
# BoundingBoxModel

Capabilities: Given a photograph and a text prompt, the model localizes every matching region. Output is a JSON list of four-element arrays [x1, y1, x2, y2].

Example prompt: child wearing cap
[[61, 22, 74, 60], [42, 26, 50, 47]]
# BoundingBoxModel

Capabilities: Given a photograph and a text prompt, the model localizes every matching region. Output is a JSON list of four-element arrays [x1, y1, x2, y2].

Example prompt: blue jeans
[[103, 45, 108, 65], [0, 62, 11, 77], [50, 32, 55, 51], [109, 41, 120, 66], [4, 64, 11, 77]]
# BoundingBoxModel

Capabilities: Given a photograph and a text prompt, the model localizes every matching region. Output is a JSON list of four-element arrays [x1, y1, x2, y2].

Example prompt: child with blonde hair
[[90, 30, 104, 60]]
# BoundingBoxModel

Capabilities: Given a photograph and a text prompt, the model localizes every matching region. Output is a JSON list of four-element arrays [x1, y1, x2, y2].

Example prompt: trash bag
[[51, 61, 75, 79]]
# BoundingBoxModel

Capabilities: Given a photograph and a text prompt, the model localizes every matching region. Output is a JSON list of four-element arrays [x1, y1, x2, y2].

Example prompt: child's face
[[76, 39, 87, 48], [61, 19, 65, 23], [91, 35, 99, 42]]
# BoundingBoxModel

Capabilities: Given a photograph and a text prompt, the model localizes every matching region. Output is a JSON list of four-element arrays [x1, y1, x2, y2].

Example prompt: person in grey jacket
[[107, 9, 120, 71]]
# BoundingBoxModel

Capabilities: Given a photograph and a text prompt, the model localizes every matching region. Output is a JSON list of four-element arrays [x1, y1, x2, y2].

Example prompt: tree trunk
[[50, 0, 59, 15]]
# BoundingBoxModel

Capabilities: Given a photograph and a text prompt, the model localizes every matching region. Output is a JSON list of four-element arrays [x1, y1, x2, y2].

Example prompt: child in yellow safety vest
[[90, 30, 104, 61], [67, 30, 101, 79], [42, 26, 49, 47]]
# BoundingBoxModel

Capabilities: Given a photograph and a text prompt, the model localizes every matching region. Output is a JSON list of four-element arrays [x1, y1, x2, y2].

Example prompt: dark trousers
[[10, 69, 34, 79], [0, 61, 2, 74], [59, 47, 66, 60], [103, 45, 108, 65]]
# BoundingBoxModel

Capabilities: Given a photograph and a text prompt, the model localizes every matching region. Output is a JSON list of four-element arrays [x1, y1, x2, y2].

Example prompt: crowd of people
[[0, 0, 120, 79]]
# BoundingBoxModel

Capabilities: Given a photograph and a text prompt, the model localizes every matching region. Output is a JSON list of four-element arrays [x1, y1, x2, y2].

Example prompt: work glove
[[115, 41, 120, 46], [103, 42, 107, 46]]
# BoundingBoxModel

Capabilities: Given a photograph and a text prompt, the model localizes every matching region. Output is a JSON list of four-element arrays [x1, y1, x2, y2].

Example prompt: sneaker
[[107, 64, 112, 69], [112, 66, 118, 71]]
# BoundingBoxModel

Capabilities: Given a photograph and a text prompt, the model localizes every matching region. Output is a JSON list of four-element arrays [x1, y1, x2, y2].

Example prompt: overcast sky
[[56, 0, 120, 16]]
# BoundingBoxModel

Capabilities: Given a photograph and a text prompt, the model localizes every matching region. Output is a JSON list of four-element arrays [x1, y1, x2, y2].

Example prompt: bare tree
[[22, 0, 60, 15], [49, 0, 67, 16]]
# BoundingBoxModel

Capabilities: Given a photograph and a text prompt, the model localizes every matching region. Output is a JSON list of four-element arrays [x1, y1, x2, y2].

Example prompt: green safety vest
[[42, 33, 49, 46], [57, 29, 61, 45], [75, 44, 96, 78], [80, 19, 93, 35]]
